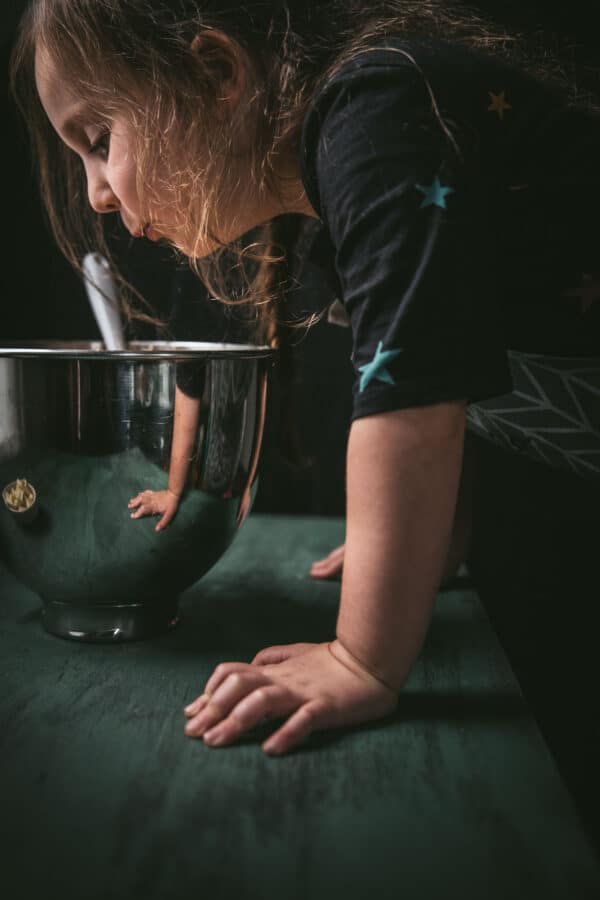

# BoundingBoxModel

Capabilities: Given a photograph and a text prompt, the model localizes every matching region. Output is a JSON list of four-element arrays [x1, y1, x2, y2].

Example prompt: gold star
[[488, 91, 512, 120], [562, 273, 600, 314]]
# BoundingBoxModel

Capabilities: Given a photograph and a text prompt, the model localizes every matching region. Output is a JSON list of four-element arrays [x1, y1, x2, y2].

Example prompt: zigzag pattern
[[466, 352, 600, 479]]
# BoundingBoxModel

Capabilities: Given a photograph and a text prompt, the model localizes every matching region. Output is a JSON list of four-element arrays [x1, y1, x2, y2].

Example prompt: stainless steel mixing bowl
[[0, 341, 271, 641]]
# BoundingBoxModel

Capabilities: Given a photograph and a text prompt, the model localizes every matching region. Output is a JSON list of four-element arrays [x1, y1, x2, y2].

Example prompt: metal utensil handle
[[82, 252, 126, 351]]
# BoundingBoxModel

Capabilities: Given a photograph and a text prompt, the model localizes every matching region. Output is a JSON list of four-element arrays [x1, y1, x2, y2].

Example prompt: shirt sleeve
[[301, 58, 512, 419]]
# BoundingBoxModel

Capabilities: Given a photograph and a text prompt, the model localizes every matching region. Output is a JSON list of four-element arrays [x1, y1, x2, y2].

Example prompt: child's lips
[[124, 221, 143, 238], [128, 222, 160, 241]]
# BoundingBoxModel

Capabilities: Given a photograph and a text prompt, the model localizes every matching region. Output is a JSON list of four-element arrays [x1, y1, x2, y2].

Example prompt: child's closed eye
[[88, 130, 110, 158]]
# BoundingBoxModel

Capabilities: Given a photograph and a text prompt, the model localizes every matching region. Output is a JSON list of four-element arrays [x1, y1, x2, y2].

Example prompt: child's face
[[35, 46, 317, 257], [35, 47, 210, 253], [35, 47, 151, 239]]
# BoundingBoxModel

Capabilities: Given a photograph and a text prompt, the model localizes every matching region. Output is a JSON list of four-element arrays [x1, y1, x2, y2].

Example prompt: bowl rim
[[0, 340, 274, 360]]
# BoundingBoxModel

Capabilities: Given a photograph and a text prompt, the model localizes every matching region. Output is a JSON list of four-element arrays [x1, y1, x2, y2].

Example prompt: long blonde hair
[[10, 1, 593, 340]]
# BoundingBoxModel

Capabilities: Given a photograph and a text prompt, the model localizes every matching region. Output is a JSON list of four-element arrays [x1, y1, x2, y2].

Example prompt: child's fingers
[[202, 685, 296, 748], [311, 544, 345, 563], [183, 693, 210, 717], [129, 492, 158, 518], [202, 662, 257, 702], [251, 643, 314, 666], [251, 646, 293, 665], [310, 544, 345, 579], [309, 567, 342, 580], [185, 670, 269, 737], [262, 700, 326, 756], [155, 509, 173, 532], [314, 544, 345, 563]]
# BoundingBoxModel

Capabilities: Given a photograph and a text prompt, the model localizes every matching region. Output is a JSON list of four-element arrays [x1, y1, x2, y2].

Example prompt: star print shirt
[[299, 37, 600, 420]]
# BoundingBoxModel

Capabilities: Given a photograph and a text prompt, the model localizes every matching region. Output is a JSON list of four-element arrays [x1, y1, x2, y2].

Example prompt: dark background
[[2, 0, 600, 856]]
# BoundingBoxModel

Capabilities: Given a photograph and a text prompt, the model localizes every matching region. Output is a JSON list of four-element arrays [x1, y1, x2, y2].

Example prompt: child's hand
[[310, 543, 345, 580], [128, 488, 180, 532], [183, 641, 398, 755]]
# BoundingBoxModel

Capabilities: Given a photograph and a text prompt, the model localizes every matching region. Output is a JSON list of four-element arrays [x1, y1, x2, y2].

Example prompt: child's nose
[[88, 177, 119, 214]]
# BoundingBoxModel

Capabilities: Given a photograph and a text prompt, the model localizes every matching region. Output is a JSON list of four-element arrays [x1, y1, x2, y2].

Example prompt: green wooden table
[[1, 514, 599, 900]]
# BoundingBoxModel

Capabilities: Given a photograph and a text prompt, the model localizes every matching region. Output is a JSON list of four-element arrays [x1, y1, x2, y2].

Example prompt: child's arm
[[183, 400, 466, 753], [334, 399, 466, 691], [128, 385, 200, 531]]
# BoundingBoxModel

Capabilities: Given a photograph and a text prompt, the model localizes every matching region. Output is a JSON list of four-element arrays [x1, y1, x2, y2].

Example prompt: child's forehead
[[34, 44, 81, 104], [35, 44, 126, 120], [35, 48, 104, 134], [34, 42, 59, 86]]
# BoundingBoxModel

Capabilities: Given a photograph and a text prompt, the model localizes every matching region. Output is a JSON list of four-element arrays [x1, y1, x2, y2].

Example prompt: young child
[[11, 1, 600, 755]]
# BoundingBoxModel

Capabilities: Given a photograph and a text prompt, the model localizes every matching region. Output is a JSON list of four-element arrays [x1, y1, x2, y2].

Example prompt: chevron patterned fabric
[[466, 351, 600, 479]]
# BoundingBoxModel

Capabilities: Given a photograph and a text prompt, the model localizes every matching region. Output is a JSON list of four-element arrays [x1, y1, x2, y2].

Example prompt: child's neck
[[271, 161, 320, 221]]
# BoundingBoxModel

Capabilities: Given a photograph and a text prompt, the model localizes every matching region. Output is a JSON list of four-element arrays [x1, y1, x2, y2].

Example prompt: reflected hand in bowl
[[128, 487, 181, 532]]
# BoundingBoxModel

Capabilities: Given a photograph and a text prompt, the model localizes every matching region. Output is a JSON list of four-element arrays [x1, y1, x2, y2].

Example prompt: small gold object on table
[[2, 478, 37, 524]]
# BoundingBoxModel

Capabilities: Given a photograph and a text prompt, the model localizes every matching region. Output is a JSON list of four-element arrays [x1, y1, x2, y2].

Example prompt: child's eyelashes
[[88, 130, 110, 158]]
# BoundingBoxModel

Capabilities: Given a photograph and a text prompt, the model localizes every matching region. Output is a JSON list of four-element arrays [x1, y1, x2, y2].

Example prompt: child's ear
[[190, 29, 246, 112]]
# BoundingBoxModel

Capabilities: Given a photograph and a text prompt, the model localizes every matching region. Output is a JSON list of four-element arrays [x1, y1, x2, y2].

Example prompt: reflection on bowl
[[0, 341, 271, 641], [2, 477, 38, 524]]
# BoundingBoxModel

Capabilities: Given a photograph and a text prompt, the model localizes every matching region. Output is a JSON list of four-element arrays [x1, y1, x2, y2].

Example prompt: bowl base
[[41, 598, 180, 642]]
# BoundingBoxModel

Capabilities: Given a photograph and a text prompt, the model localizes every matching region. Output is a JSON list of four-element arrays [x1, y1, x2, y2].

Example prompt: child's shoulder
[[301, 34, 581, 170], [300, 34, 597, 220], [311, 35, 561, 110]]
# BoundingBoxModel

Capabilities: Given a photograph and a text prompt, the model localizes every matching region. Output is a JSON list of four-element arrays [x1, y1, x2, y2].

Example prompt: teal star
[[358, 341, 402, 392], [415, 177, 454, 209]]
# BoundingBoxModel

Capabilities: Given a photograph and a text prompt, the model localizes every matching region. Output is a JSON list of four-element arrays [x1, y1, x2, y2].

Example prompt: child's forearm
[[335, 401, 466, 692], [167, 385, 201, 497]]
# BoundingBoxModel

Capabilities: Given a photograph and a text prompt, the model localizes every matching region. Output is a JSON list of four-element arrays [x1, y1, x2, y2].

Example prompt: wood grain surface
[[1, 514, 598, 900]]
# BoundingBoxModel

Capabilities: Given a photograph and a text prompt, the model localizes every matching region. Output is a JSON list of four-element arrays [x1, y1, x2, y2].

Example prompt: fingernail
[[263, 739, 279, 754], [185, 712, 209, 734], [204, 728, 224, 746], [185, 693, 210, 716]]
